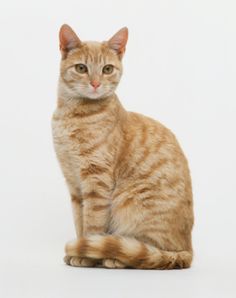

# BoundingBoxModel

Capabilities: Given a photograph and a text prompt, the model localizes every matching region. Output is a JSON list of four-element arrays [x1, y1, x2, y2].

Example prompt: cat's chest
[[52, 115, 88, 158], [52, 112, 109, 163]]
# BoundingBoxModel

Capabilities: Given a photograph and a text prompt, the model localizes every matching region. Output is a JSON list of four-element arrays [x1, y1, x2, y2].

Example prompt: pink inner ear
[[59, 24, 81, 51], [108, 27, 128, 54]]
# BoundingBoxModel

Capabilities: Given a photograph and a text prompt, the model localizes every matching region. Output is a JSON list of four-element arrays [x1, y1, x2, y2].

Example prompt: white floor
[[1, 250, 235, 298]]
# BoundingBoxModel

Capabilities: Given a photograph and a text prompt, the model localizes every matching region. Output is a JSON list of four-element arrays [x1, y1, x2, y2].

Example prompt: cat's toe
[[64, 255, 72, 265], [64, 256, 97, 267], [102, 258, 126, 269]]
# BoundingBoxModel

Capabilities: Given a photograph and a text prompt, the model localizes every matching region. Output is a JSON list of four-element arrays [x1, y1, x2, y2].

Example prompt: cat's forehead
[[66, 41, 118, 65]]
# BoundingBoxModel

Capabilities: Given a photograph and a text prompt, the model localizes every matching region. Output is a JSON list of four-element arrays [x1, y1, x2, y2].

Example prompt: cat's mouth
[[86, 90, 105, 100], [84, 86, 109, 100]]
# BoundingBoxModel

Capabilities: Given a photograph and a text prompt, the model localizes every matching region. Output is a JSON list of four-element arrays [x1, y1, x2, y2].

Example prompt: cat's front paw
[[102, 258, 126, 269], [64, 255, 97, 267]]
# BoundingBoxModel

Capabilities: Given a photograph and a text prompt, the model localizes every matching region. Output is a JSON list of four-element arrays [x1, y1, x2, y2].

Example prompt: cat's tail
[[65, 235, 192, 269]]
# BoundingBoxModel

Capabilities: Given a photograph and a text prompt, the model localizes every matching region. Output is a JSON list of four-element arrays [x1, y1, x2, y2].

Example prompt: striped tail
[[65, 235, 192, 269]]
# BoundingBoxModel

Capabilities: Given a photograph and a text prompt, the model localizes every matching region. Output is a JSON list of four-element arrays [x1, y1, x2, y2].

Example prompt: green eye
[[75, 64, 88, 74], [103, 64, 114, 74]]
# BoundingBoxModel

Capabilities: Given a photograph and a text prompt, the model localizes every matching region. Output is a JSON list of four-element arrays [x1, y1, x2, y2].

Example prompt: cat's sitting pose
[[52, 24, 194, 269]]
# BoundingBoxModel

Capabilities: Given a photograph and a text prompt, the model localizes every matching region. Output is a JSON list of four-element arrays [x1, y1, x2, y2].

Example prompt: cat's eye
[[75, 64, 88, 74], [102, 64, 114, 74]]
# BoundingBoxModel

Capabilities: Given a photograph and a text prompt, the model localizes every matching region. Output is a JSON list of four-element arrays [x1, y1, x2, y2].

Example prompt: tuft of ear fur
[[59, 24, 82, 57], [108, 27, 128, 58]]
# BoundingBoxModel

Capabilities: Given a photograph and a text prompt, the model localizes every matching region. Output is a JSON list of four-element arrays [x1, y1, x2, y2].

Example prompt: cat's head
[[58, 24, 128, 100]]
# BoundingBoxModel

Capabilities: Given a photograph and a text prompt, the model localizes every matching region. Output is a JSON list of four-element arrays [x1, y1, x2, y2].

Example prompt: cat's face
[[59, 25, 128, 100]]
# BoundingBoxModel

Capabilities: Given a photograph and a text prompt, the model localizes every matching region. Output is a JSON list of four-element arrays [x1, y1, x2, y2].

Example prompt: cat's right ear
[[59, 24, 82, 58]]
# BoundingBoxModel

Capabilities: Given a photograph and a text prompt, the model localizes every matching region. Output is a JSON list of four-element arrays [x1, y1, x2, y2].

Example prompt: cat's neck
[[56, 92, 125, 120]]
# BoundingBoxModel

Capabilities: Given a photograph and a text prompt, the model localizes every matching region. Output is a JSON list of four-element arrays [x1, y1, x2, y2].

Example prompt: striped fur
[[65, 235, 192, 269], [52, 25, 194, 269]]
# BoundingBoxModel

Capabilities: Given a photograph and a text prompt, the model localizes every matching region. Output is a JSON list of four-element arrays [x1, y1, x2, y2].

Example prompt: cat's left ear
[[108, 27, 128, 58]]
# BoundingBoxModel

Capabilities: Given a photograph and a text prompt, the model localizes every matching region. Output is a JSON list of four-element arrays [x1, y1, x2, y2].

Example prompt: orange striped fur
[[52, 25, 194, 269]]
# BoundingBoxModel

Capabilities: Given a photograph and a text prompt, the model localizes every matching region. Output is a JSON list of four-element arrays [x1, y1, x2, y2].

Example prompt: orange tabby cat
[[52, 24, 194, 269]]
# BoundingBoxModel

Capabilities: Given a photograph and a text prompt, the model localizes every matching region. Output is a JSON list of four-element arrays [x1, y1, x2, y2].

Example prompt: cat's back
[[118, 110, 191, 182], [125, 111, 184, 154]]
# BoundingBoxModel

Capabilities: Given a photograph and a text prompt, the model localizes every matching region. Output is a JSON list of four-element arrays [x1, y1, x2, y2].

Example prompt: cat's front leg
[[78, 165, 112, 236], [82, 187, 111, 236], [65, 181, 111, 267], [66, 191, 101, 267], [70, 193, 83, 239]]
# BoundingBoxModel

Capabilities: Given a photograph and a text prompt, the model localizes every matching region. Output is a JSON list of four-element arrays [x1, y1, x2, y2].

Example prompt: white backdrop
[[0, 1, 236, 297]]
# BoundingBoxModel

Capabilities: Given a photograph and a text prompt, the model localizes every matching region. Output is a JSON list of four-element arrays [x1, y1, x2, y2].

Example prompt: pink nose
[[90, 80, 101, 89]]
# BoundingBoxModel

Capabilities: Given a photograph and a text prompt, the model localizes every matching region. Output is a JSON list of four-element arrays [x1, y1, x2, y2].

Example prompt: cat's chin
[[82, 91, 113, 101], [85, 93, 105, 100]]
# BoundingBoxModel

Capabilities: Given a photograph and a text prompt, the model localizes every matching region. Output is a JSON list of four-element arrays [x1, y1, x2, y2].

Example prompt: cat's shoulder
[[127, 111, 168, 130], [126, 110, 178, 142]]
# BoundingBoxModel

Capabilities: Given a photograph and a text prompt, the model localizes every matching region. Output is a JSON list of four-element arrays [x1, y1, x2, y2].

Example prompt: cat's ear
[[108, 27, 128, 58], [59, 24, 82, 57]]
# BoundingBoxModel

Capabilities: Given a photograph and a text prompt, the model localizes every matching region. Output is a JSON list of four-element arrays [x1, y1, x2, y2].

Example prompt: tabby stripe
[[77, 238, 89, 256], [114, 185, 158, 204], [130, 242, 149, 267], [141, 227, 167, 234], [96, 180, 110, 190], [101, 236, 124, 259], [79, 140, 105, 156], [86, 225, 105, 233], [113, 181, 157, 199], [132, 129, 167, 173], [138, 158, 169, 180], [140, 124, 148, 146], [92, 204, 110, 211], [80, 164, 108, 178], [115, 197, 134, 210], [83, 190, 105, 200], [71, 194, 82, 203]]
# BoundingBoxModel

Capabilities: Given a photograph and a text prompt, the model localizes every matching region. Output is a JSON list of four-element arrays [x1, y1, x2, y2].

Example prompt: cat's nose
[[90, 80, 101, 89]]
